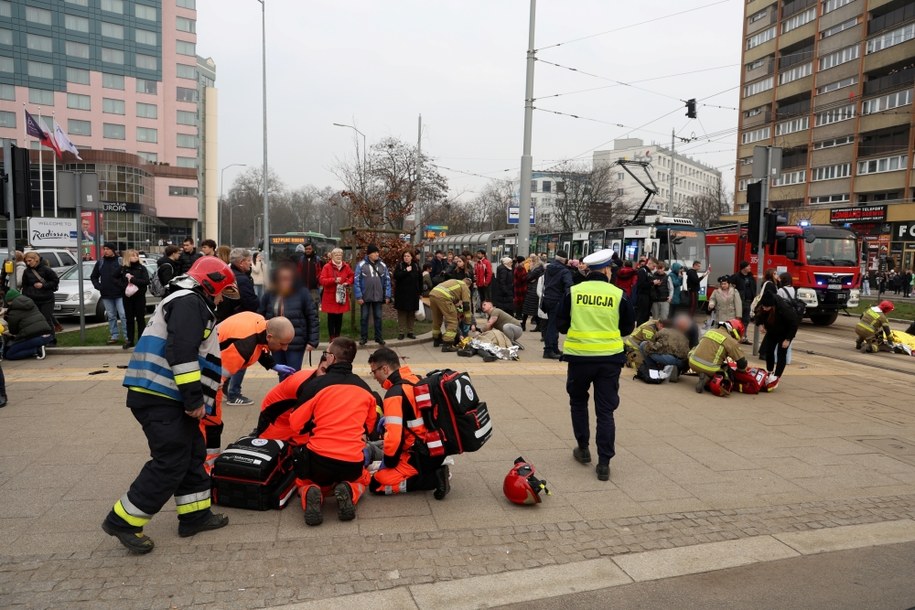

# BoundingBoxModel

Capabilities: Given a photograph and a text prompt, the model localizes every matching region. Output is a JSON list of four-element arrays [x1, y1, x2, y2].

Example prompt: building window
[[0, 28, 10, 46], [103, 123, 126, 140], [176, 110, 196, 125], [65, 0, 89, 5], [64, 14, 90, 32], [135, 29, 157, 45], [177, 0, 196, 8], [68, 119, 91, 136], [176, 40, 196, 56], [176, 64, 197, 80], [176, 87, 198, 102], [67, 93, 91, 111], [0, 111, 15, 129], [136, 127, 158, 143], [103, 98, 125, 115], [742, 126, 771, 144], [176, 134, 198, 149], [773, 169, 806, 187], [27, 61, 54, 80], [25, 7, 52, 25], [748, 8, 769, 23], [26, 34, 53, 53], [814, 135, 854, 149], [782, 7, 815, 34], [65, 40, 90, 59], [776, 116, 809, 136], [819, 44, 860, 70], [746, 57, 766, 72], [101, 22, 124, 39], [169, 186, 198, 197], [136, 54, 158, 70], [29, 89, 54, 105], [135, 4, 157, 20], [176, 156, 198, 168], [67, 67, 90, 85], [137, 151, 158, 163], [743, 105, 766, 118], [747, 26, 776, 49], [822, 0, 853, 14], [816, 76, 857, 95], [103, 73, 125, 90], [862, 89, 912, 115], [821, 17, 858, 38], [176, 17, 196, 33], [101, 0, 124, 13], [101, 48, 125, 65], [137, 102, 158, 119], [744, 76, 773, 97], [811, 163, 851, 181], [0, 57, 12, 73], [811, 194, 850, 204], [542, 181, 552, 193], [867, 23, 915, 54], [0, 83, 13, 100], [779, 62, 812, 85], [857, 154, 907, 175], [137, 79, 158, 94], [815, 104, 855, 126], [0, 1, 10, 18]]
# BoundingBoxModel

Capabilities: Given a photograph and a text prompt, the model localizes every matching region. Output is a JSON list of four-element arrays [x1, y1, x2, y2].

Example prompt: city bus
[[268, 232, 339, 263]]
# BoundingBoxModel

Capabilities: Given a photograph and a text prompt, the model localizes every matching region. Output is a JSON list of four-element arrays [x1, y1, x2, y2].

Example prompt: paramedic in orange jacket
[[255, 355, 329, 444], [367, 347, 451, 500], [203, 312, 295, 456], [288, 337, 381, 526]]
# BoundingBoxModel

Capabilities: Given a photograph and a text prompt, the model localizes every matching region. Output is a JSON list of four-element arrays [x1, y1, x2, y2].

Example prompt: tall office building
[[0, 0, 215, 248], [736, 0, 915, 271]]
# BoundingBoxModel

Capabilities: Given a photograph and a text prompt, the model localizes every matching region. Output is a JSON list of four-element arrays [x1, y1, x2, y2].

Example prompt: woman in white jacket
[[250, 251, 268, 299], [708, 275, 742, 324]]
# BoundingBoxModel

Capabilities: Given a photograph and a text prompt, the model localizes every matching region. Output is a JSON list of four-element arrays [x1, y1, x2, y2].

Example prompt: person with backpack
[[366, 348, 451, 500], [90, 243, 128, 345], [155, 246, 182, 296], [754, 291, 799, 392]]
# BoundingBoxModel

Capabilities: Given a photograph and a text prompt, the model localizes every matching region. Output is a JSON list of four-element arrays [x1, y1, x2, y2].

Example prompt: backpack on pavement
[[412, 370, 492, 456], [633, 361, 673, 384], [211, 436, 297, 511]]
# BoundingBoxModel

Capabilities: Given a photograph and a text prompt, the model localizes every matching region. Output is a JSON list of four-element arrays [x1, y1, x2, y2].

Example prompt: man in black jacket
[[295, 243, 323, 305], [542, 250, 574, 359], [90, 242, 127, 345], [685, 260, 710, 318], [730, 261, 756, 335], [156, 245, 182, 288], [178, 238, 202, 274], [634, 258, 656, 325]]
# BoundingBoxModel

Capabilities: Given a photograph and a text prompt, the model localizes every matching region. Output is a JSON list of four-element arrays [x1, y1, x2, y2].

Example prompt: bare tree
[[549, 162, 623, 231], [684, 176, 732, 228]]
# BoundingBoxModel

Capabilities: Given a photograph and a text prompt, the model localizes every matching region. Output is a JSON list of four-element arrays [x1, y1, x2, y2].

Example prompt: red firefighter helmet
[[878, 300, 894, 313], [187, 257, 237, 298], [707, 373, 733, 397], [503, 457, 551, 505], [722, 318, 745, 341]]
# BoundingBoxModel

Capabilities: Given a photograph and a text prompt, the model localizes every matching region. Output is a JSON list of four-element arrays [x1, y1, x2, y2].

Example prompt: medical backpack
[[412, 370, 492, 456], [211, 436, 297, 511], [728, 365, 769, 395]]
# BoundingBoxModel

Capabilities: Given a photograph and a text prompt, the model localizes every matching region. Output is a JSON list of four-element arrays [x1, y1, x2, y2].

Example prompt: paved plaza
[[1, 320, 915, 608]]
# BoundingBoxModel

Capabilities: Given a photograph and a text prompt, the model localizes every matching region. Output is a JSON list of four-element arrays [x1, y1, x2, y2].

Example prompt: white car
[[54, 260, 163, 320], [24, 248, 80, 275]]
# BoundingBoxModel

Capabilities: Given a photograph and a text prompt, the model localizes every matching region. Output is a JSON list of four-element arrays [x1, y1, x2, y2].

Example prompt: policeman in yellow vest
[[556, 249, 635, 481]]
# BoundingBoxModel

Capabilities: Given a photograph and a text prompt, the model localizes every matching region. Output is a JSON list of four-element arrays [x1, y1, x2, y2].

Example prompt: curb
[[271, 519, 915, 610]]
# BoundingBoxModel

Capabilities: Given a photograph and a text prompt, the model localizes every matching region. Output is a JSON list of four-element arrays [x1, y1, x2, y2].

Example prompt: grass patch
[[847, 297, 915, 321]]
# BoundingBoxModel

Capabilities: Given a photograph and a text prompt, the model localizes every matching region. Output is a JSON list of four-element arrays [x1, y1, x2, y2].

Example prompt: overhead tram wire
[[537, 58, 686, 103], [537, 64, 739, 101]]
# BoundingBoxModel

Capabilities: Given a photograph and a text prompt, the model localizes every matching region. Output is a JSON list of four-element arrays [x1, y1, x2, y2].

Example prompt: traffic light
[[764, 210, 787, 251], [2, 144, 32, 219], [746, 181, 762, 253], [685, 98, 697, 119]]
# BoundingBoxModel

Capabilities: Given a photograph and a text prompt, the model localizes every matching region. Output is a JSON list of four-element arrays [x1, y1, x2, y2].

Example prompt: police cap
[[582, 248, 615, 270]]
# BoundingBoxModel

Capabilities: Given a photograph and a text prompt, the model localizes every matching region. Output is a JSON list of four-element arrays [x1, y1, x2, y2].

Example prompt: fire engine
[[706, 224, 860, 326]]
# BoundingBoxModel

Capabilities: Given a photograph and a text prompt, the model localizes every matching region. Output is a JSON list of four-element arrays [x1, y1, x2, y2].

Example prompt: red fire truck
[[706, 224, 860, 326]]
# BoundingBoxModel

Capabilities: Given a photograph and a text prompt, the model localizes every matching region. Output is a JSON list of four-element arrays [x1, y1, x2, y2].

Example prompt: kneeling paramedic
[[688, 319, 748, 395], [255, 355, 329, 444], [288, 338, 381, 526], [103, 257, 235, 554], [367, 347, 451, 499], [623, 319, 664, 369], [856, 300, 894, 353], [556, 248, 635, 481], [430, 277, 473, 352]]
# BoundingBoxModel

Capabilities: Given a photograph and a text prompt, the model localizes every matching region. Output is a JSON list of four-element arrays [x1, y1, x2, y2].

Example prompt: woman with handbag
[[319, 247, 354, 342], [117, 249, 150, 349], [393, 251, 423, 340], [21, 251, 61, 337]]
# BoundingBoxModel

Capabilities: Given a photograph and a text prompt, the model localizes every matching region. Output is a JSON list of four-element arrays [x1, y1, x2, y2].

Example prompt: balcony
[[864, 38, 915, 72], [858, 110, 911, 133]]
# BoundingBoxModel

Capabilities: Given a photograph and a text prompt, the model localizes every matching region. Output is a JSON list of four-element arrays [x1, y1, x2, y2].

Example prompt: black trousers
[[294, 446, 363, 486], [123, 295, 147, 343], [326, 313, 343, 338], [114, 404, 211, 527], [760, 334, 789, 378], [566, 360, 622, 465], [636, 296, 651, 325]]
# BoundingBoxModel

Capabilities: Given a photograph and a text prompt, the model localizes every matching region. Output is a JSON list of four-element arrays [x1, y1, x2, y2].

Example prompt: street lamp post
[[229, 203, 244, 247], [332, 122, 368, 219], [220, 163, 247, 244], [256, 0, 270, 264]]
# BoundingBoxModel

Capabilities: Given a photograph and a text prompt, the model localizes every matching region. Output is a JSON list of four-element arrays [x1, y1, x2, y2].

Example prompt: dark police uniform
[[556, 249, 635, 480]]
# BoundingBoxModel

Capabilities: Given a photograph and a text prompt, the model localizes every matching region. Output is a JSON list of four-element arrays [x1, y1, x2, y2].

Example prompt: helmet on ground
[[503, 457, 551, 505], [187, 257, 237, 298], [878, 300, 894, 313], [707, 373, 733, 397], [722, 318, 745, 341]]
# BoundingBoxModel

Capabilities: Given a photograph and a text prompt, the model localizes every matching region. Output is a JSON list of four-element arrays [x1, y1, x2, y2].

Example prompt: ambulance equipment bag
[[413, 370, 493, 456], [211, 436, 297, 510]]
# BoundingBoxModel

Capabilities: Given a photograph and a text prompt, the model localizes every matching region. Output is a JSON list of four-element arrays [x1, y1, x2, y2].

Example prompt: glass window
[[176, 134, 197, 148], [176, 40, 196, 56], [176, 64, 197, 79], [136, 127, 158, 143], [0, 1, 10, 18], [65, 0, 89, 5], [135, 4, 157, 20], [29, 89, 54, 105], [65, 14, 90, 32], [0, 28, 10, 46], [101, 22, 124, 39], [68, 119, 91, 136], [176, 156, 198, 168], [169, 186, 198, 197], [136, 54, 157, 70], [135, 29, 157, 45], [0, 83, 14, 100], [25, 7, 52, 26], [176, 110, 197, 125], [67, 93, 91, 111], [136, 79, 158, 94], [103, 98, 125, 115], [177, 0, 196, 8], [0, 111, 15, 129], [176, 17, 196, 33], [0, 57, 12, 73], [136, 102, 158, 119], [100, 0, 124, 14], [65, 40, 90, 59], [103, 123, 125, 140], [101, 48, 125, 65], [137, 151, 158, 163], [103, 73, 125, 90], [27, 34, 53, 53], [27, 61, 54, 79], [176, 87, 198, 102], [67, 67, 90, 84]]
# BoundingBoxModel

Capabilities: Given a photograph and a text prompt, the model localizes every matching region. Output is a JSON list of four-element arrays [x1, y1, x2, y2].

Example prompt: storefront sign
[[27, 217, 77, 248], [829, 205, 887, 224], [893, 222, 915, 242], [102, 201, 144, 213]]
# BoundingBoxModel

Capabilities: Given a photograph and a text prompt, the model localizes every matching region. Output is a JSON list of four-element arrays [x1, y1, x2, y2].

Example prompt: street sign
[[507, 204, 535, 225], [27, 217, 77, 248], [424, 225, 448, 239]]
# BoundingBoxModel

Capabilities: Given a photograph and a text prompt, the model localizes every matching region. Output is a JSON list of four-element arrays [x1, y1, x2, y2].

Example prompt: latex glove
[[273, 364, 296, 376], [375, 416, 386, 435], [362, 446, 373, 466]]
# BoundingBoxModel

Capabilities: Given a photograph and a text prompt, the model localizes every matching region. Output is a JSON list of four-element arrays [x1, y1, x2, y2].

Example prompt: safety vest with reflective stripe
[[123, 289, 224, 412], [623, 321, 660, 351], [688, 328, 743, 375], [856, 307, 887, 336], [563, 281, 624, 357]]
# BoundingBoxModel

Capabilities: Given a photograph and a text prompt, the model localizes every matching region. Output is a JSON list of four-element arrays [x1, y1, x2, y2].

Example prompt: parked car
[[54, 260, 162, 320], [24, 248, 80, 275]]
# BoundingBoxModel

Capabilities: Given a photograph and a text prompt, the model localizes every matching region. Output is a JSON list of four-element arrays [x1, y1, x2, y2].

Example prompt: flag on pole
[[52, 120, 82, 160], [24, 109, 61, 158]]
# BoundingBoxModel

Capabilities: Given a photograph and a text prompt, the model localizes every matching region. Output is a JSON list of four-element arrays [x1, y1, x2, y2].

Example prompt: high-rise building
[[736, 0, 915, 271], [0, 0, 215, 249]]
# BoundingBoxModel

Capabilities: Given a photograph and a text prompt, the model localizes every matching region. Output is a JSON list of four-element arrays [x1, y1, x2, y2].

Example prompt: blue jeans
[[5, 334, 54, 360], [639, 342, 685, 370], [273, 349, 305, 380], [101, 297, 126, 340], [360, 301, 383, 342], [227, 368, 247, 400]]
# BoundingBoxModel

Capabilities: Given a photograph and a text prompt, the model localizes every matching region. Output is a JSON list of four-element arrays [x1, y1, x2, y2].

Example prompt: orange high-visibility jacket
[[218, 311, 276, 375], [379, 366, 431, 469], [256, 369, 317, 444]]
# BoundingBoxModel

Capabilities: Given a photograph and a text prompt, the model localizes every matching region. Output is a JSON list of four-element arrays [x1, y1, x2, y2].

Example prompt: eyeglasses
[[370, 367, 383, 376]]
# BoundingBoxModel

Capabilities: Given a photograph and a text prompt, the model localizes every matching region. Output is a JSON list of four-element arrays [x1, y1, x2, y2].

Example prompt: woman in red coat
[[512, 255, 528, 321], [319, 247, 355, 341]]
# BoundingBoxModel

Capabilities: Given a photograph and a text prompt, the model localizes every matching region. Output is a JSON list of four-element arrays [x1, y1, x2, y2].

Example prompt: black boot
[[102, 519, 154, 554], [433, 337, 442, 348], [178, 511, 229, 537], [433, 465, 451, 500], [0, 394, 7, 408]]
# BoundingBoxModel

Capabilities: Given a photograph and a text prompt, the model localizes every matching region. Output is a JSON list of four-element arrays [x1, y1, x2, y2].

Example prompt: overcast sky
[[198, 0, 744, 202]]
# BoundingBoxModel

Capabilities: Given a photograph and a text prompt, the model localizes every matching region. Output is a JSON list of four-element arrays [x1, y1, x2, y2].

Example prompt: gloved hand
[[273, 364, 296, 376], [363, 446, 373, 466], [375, 416, 387, 435]]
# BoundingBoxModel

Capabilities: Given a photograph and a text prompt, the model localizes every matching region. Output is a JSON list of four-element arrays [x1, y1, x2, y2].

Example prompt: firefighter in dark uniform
[[102, 257, 237, 554], [556, 249, 635, 481]]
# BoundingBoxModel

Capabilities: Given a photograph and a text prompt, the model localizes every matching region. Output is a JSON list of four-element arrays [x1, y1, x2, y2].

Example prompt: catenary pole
[[517, 0, 536, 257], [258, 0, 270, 264], [669, 129, 675, 216], [415, 113, 422, 244]]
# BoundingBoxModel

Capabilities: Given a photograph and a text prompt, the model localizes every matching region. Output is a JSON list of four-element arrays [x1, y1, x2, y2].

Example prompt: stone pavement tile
[[844, 453, 915, 475], [620, 442, 694, 464], [10, 529, 106, 556], [359, 515, 441, 536], [429, 497, 513, 529], [356, 494, 432, 519], [773, 519, 915, 555], [273, 587, 418, 610], [25, 499, 113, 533], [636, 497, 713, 515], [756, 456, 828, 480], [653, 461, 729, 485], [563, 490, 645, 520], [506, 504, 583, 526], [274, 504, 371, 540], [612, 535, 799, 582]]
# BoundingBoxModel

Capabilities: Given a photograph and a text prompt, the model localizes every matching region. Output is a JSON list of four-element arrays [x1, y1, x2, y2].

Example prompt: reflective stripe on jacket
[[856, 307, 888, 336], [623, 321, 660, 351], [563, 281, 624, 357], [688, 328, 743, 375]]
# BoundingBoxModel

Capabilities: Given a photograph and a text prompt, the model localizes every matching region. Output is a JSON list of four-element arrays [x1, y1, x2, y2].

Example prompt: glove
[[375, 416, 386, 435], [272, 364, 296, 376], [363, 446, 373, 466]]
